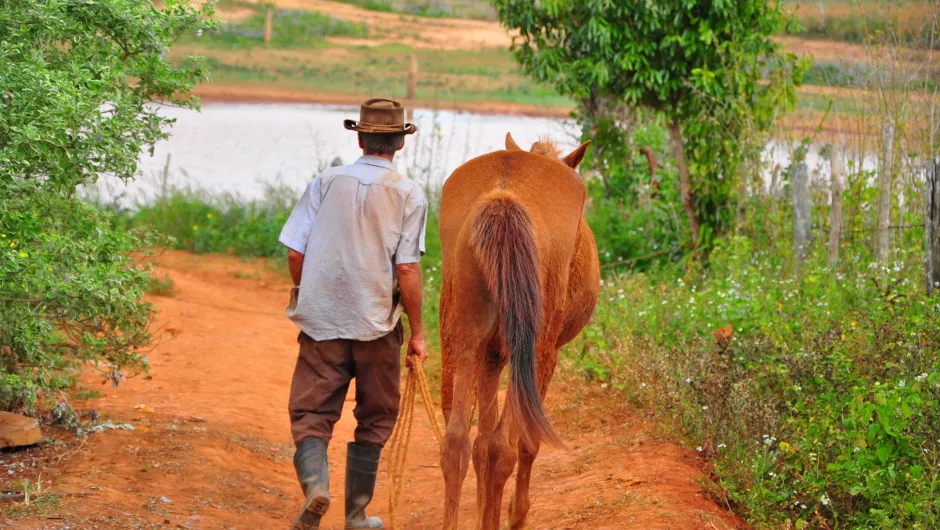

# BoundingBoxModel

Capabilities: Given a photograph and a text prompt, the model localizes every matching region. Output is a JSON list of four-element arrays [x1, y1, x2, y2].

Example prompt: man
[[278, 99, 429, 530]]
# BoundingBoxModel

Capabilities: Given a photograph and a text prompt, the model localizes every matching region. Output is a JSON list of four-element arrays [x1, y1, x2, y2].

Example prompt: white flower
[[820, 494, 830, 506], [686, 378, 692, 384], [898, 380, 906, 388], [915, 373, 928, 382], [696, 447, 703, 452], [702, 406, 709, 411], [800, 504, 807, 510], [717, 443, 726, 449]]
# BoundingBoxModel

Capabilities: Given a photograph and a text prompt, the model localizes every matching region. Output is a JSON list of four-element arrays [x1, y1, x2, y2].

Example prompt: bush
[[565, 223, 940, 528], [0, 0, 213, 413]]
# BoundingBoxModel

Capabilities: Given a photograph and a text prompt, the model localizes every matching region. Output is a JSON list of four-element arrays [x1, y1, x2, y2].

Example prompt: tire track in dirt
[[10, 251, 742, 529]]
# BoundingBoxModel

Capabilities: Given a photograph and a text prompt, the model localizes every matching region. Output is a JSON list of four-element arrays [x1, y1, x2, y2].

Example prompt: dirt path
[[4, 251, 742, 529]]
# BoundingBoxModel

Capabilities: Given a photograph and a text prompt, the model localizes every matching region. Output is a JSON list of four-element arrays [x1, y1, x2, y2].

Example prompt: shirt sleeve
[[395, 187, 429, 265], [278, 178, 322, 254]]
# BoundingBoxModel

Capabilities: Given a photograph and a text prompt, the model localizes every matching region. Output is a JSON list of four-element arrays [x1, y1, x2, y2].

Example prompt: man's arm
[[396, 262, 427, 368], [288, 249, 305, 286]]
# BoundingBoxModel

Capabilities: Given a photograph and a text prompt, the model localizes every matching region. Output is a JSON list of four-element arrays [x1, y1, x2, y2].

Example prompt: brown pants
[[289, 323, 403, 448]]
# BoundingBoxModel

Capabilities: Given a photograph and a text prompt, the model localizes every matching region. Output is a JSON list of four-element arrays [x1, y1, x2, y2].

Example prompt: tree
[[493, 0, 807, 247], [0, 0, 215, 413]]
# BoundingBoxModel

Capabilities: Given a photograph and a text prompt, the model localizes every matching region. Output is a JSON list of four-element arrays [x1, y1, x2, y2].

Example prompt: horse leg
[[472, 351, 503, 529], [441, 339, 486, 530], [480, 405, 519, 530], [508, 345, 560, 529]]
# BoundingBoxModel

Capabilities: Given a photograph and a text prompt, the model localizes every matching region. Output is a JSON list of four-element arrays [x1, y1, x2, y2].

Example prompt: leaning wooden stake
[[876, 119, 895, 263], [792, 162, 812, 269], [828, 144, 845, 266], [927, 158, 940, 296], [263, 3, 275, 45]]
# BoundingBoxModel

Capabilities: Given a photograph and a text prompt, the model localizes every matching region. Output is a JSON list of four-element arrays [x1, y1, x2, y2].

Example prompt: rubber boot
[[292, 437, 330, 530], [344, 442, 383, 529]]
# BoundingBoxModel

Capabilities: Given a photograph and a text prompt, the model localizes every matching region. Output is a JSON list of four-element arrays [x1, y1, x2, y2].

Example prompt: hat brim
[[344, 120, 418, 135]]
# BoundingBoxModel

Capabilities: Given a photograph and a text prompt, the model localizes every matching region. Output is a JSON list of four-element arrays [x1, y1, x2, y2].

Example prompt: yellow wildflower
[[192, 225, 200, 231], [206, 213, 213, 219], [18, 251, 28, 258]]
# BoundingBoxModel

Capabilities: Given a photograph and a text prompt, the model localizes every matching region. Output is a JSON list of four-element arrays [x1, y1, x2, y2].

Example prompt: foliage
[[203, 6, 368, 48], [0, 0, 214, 413], [581, 113, 688, 270], [566, 166, 940, 528], [0, 186, 160, 413], [494, 0, 808, 247]]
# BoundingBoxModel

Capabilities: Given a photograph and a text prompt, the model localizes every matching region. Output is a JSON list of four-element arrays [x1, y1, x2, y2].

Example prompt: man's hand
[[396, 262, 426, 370], [406, 334, 428, 369]]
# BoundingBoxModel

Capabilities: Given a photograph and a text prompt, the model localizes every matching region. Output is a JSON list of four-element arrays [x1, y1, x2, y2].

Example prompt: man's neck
[[363, 152, 395, 163]]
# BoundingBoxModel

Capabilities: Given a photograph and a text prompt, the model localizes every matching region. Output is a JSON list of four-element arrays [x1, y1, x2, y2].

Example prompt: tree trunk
[[876, 119, 895, 263], [828, 144, 845, 266], [668, 120, 699, 247]]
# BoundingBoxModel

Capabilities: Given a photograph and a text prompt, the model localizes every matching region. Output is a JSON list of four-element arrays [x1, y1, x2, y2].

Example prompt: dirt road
[[4, 251, 741, 529]]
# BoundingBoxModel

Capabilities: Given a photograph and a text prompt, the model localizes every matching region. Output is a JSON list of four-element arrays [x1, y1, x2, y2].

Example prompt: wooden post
[[407, 54, 418, 101], [927, 158, 940, 296], [828, 144, 845, 266], [792, 162, 812, 268], [406, 54, 417, 123], [876, 119, 895, 263], [263, 3, 274, 45]]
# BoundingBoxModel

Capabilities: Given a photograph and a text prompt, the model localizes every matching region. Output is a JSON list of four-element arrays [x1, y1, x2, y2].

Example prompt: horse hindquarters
[[471, 190, 560, 449]]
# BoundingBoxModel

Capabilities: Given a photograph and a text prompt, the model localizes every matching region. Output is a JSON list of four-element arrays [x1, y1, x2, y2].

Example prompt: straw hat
[[343, 98, 417, 135]]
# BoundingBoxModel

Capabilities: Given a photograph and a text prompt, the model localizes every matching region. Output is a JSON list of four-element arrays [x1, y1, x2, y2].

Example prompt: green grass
[[330, 0, 496, 20], [186, 41, 573, 108], [74, 388, 103, 400], [199, 5, 370, 49], [785, 1, 938, 49]]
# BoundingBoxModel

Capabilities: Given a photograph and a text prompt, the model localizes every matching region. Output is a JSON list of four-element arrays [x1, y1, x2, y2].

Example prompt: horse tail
[[472, 191, 561, 448]]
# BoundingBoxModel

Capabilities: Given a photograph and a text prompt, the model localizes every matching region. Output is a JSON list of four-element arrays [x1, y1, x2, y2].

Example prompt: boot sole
[[292, 493, 330, 530]]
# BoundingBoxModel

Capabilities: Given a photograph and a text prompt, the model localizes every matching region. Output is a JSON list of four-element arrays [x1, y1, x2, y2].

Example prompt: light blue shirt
[[279, 156, 428, 341]]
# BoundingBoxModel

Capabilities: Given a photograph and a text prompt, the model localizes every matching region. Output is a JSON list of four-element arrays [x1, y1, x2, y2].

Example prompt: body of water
[[88, 103, 876, 207]]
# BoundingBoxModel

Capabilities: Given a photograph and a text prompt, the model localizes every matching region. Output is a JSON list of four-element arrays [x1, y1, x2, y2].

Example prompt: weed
[[146, 274, 176, 297]]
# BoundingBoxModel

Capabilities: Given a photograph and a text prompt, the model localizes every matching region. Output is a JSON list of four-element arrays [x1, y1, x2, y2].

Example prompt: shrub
[[0, 0, 213, 413], [565, 227, 940, 528]]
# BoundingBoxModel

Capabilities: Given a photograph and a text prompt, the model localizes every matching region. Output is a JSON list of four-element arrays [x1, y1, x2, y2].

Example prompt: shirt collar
[[355, 155, 397, 171]]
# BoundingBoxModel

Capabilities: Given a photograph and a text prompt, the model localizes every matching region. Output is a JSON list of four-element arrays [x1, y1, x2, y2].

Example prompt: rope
[[386, 359, 444, 530]]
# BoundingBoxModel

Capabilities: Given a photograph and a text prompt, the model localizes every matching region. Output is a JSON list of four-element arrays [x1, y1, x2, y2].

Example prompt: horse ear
[[505, 132, 522, 151], [563, 141, 591, 169]]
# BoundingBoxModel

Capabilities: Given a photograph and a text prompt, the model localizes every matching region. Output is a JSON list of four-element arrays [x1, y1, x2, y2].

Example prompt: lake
[[88, 103, 863, 207]]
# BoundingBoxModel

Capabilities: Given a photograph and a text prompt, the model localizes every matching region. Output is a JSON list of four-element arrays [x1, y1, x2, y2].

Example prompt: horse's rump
[[471, 190, 561, 448]]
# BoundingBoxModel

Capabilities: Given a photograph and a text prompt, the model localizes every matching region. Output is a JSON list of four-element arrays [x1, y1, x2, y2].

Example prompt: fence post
[[876, 119, 896, 263], [263, 3, 275, 45], [792, 162, 812, 268], [406, 54, 418, 123], [927, 158, 940, 296], [828, 144, 845, 266]]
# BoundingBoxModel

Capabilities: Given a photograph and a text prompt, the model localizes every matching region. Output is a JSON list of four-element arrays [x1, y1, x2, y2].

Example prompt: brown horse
[[438, 133, 600, 529]]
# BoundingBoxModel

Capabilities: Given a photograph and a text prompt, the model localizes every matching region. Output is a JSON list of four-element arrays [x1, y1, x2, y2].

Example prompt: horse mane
[[529, 137, 562, 160]]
